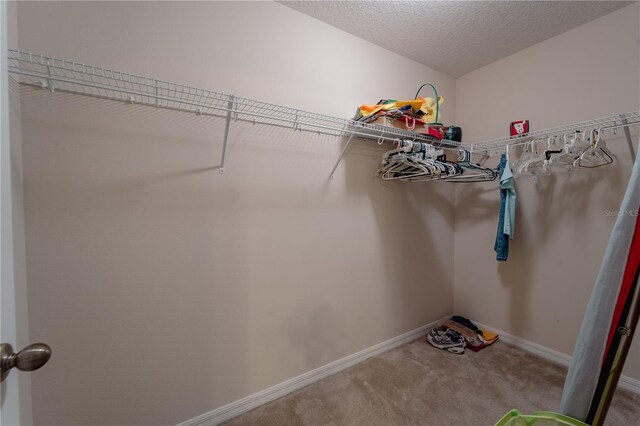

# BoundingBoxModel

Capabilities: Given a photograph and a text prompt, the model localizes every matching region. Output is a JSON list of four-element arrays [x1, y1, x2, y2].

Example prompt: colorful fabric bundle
[[354, 96, 443, 125], [426, 316, 499, 354]]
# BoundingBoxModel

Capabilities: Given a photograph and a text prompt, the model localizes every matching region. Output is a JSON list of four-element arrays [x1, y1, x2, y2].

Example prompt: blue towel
[[501, 159, 516, 239], [494, 155, 509, 261]]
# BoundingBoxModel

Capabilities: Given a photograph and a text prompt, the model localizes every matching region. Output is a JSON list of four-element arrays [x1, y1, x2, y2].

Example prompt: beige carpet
[[224, 338, 640, 425]]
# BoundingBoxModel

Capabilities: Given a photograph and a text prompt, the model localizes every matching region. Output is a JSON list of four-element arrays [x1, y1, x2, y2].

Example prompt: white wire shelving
[[470, 111, 640, 159], [7, 49, 638, 176], [7, 49, 462, 176]]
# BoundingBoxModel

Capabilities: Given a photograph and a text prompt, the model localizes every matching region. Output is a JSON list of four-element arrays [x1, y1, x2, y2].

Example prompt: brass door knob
[[0, 343, 51, 382]]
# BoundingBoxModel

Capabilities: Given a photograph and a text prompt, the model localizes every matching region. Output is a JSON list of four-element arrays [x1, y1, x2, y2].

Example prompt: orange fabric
[[358, 97, 443, 120]]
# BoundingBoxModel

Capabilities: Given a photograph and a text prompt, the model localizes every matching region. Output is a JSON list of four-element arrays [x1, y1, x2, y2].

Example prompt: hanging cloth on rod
[[501, 156, 517, 240], [560, 136, 640, 423], [494, 154, 516, 261]]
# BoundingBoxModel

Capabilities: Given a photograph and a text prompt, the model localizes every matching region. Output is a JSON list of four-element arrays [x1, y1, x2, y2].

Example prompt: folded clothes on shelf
[[355, 97, 443, 123], [353, 96, 445, 139], [426, 315, 499, 354]]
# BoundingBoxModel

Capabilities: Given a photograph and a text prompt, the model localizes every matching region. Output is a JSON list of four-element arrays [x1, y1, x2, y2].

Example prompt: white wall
[[16, 1, 456, 425], [454, 2, 640, 381], [15, 2, 640, 425]]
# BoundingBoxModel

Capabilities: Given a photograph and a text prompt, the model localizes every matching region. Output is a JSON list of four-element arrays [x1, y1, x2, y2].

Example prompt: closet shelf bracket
[[219, 95, 235, 174], [620, 115, 636, 162], [44, 59, 54, 92], [330, 131, 356, 178]]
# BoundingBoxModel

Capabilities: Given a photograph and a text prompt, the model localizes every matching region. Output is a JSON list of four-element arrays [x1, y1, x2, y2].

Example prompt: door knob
[[1, 343, 51, 382]]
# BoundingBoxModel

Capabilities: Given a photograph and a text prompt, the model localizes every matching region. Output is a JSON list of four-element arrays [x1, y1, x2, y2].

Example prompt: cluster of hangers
[[378, 139, 498, 182], [378, 127, 616, 183], [507, 128, 614, 177]]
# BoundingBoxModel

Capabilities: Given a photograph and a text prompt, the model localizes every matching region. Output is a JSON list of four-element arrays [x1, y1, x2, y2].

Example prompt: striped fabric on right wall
[[560, 137, 640, 424]]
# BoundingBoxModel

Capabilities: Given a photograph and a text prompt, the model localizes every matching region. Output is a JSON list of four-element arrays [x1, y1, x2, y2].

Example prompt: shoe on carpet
[[427, 326, 467, 355]]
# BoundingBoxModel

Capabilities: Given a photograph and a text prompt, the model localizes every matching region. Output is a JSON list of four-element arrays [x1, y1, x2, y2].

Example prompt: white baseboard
[[473, 321, 640, 395], [177, 318, 444, 426]]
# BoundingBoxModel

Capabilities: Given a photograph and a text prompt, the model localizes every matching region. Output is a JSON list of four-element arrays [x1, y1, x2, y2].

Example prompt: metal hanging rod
[[7, 49, 461, 175], [470, 111, 640, 156]]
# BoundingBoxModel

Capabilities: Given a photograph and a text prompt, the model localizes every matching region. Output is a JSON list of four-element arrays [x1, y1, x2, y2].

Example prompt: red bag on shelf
[[510, 120, 529, 137]]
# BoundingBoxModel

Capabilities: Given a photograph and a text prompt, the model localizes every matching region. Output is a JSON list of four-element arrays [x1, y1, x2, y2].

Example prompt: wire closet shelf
[[470, 111, 640, 155], [7, 49, 462, 148], [7, 49, 638, 171]]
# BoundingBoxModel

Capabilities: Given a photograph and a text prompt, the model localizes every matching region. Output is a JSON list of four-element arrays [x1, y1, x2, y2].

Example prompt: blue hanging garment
[[494, 154, 516, 261], [494, 155, 509, 261]]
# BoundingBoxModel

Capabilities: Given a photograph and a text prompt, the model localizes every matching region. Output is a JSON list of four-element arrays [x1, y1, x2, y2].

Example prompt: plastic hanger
[[575, 128, 614, 169], [443, 149, 498, 182], [516, 138, 547, 176]]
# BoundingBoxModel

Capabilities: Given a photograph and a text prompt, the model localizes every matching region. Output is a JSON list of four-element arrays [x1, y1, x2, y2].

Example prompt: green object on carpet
[[496, 409, 587, 426]]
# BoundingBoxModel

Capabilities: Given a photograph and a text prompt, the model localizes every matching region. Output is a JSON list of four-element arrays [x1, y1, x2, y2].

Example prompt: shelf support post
[[330, 131, 356, 178], [45, 59, 54, 93], [219, 95, 234, 174], [154, 80, 159, 109], [620, 115, 636, 162]]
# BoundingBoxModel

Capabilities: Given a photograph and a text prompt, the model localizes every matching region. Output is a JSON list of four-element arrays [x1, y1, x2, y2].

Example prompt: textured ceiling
[[279, 1, 633, 77]]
